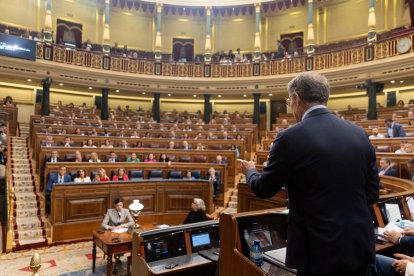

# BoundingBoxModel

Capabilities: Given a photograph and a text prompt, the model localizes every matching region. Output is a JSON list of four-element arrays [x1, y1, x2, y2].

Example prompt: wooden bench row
[[44, 162, 227, 205]]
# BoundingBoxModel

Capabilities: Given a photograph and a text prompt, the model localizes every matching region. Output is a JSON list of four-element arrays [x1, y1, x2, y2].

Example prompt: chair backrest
[[167, 154, 176, 161], [179, 155, 191, 162], [194, 156, 207, 163], [192, 170, 201, 179], [69, 170, 77, 181], [128, 169, 143, 180], [149, 170, 163, 179], [90, 170, 98, 180], [168, 170, 182, 179], [209, 145, 223, 150], [65, 154, 76, 162], [376, 145, 392, 153]]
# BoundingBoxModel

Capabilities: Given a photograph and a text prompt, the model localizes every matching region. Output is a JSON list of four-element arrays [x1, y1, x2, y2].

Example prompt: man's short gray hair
[[287, 72, 330, 104]]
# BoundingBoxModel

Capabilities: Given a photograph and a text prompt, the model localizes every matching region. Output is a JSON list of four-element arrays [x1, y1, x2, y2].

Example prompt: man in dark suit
[[107, 151, 120, 163], [46, 165, 72, 215], [378, 158, 397, 177], [239, 72, 379, 276], [45, 150, 62, 163], [385, 118, 406, 137], [207, 167, 221, 198]]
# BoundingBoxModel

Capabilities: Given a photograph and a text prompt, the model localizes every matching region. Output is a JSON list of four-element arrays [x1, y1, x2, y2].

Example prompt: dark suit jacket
[[246, 108, 379, 273], [46, 173, 72, 192], [389, 123, 406, 137], [45, 157, 62, 163], [383, 167, 397, 177]]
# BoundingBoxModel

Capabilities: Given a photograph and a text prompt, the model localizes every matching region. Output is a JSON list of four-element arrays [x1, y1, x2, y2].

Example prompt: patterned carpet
[[0, 241, 128, 275]]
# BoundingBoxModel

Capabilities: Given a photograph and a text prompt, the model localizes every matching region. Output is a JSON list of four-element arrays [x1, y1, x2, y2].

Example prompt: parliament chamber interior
[[0, 0, 414, 275]]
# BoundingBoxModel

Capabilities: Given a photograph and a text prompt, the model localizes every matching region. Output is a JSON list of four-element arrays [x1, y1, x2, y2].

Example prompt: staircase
[[221, 188, 238, 214], [11, 123, 47, 250]]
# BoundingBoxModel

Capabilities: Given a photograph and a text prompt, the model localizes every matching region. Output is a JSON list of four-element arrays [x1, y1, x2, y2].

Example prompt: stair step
[[15, 208, 40, 218], [15, 193, 37, 200], [15, 201, 39, 210], [16, 217, 43, 231], [16, 237, 47, 246]]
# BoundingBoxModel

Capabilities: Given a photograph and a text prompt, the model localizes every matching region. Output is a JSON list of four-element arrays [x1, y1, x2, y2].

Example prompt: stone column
[[152, 93, 161, 122], [154, 3, 163, 60], [204, 94, 211, 124], [366, 80, 383, 120], [254, 3, 261, 62], [367, 0, 377, 44], [101, 88, 109, 120], [102, 0, 111, 54], [307, 0, 315, 55], [43, 0, 53, 43], [204, 7, 212, 63], [41, 78, 52, 116]]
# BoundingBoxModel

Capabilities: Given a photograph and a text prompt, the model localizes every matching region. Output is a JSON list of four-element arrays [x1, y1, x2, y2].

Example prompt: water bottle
[[250, 240, 264, 267]]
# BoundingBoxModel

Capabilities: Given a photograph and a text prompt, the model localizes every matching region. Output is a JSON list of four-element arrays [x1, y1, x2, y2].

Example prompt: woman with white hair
[[183, 198, 208, 224]]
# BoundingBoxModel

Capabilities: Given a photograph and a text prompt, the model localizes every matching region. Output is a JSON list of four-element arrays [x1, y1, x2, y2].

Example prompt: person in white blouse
[[74, 169, 91, 183]]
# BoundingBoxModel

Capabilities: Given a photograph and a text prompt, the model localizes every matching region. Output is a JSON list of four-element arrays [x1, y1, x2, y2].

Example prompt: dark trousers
[[297, 264, 378, 276], [45, 192, 51, 215]]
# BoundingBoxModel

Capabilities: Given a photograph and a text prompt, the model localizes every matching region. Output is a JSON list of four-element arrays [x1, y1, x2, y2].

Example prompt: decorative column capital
[[205, 6, 212, 16], [156, 2, 163, 12], [255, 2, 261, 12]]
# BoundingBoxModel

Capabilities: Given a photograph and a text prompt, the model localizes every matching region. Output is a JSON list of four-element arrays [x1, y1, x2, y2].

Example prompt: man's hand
[[402, 228, 414, 236], [393, 259, 411, 275], [384, 230, 402, 244], [237, 159, 256, 174], [394, 253, 414, 262]]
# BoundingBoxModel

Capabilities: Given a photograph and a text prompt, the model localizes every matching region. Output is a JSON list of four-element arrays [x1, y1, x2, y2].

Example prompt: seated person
[[62, 136, 74, 147], [101, 139, 113, 148], [89, 152, 101, 163], [83, 138, 96, 148], [112, 168, 129, 181], [74, 169, 91, 183], [45, 150, 62, 163], [159, 153, 170, 163], [379, 158, 397, 177], [182, 140, 192, 150], [127, 153, 141, 162], [369, 128, 385, 140], [183, 198, 209, 224], [119, 139, 129, 148], [207, 167, 221, 198], [107, 151, 120, 162], [46, 166, 71, 215], [185, 170, 195, 180], [94, 168, 110, 182], [376, 252, 414, 275], [73, 150, 82, 162], [42, 136, 56, 147], [213, 154, 226, 165], [144, 153, 157, 162], [102, 198, 134, 230]]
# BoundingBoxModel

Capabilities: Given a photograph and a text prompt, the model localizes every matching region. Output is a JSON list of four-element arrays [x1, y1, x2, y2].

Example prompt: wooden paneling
[[51, 180, 213, 243]]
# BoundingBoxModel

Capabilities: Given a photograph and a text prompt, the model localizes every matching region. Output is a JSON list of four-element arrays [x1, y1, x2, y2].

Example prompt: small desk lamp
[[129, 200, 144, 229]]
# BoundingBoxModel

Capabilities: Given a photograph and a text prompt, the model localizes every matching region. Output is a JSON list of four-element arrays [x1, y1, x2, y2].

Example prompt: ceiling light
[[116, 89, 120, 93], [269, 93, 273, 96], [193, 95, 197, 98], [243, 94, 247, 97], [218, 95, 222, 98], [142, 92, 146, 95], [168, 93, 171, 96], [233, 18, 244, 22], [178, 19, 189, 22], [88, 87, 93, 90], [390, 80, 395, 84], [59, 83, 63, 86], [400, 80, 404, 83], [27, 79, 32, 82]]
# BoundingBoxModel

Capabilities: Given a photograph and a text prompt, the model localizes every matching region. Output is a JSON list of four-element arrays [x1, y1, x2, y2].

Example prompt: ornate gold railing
[[35, 29, 414, 78]]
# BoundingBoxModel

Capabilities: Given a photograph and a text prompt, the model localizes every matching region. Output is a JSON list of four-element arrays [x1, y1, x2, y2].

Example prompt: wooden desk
[[92, 230, 132, 276]]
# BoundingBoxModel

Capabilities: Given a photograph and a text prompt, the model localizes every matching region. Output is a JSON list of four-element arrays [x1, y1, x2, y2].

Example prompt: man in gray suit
[[102, 198, 134, 230]]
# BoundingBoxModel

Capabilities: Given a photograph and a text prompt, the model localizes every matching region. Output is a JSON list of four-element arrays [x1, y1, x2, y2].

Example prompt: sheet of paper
[[407, 198, 414, 214], [385, 203, 402, 223], [111, 227, 128, 233]]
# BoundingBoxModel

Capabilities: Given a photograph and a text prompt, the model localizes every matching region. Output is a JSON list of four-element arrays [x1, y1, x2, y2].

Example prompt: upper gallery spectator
[[385, 118, 406, 137], [127, 153, 141, 163], [378, 158, 397, 177], [276, 40, 286, 58], [0, 128, 6, 145], [369, 128, 385, 139], [107, 151, 120, 163], [74, 169, 91, 183], [112, 168, 129, 181]]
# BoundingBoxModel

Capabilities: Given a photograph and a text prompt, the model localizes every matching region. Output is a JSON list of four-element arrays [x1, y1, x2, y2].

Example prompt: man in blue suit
[[385, 118, 406, 137], [46, 165, 72, 215], [239, 72, 379, 276]]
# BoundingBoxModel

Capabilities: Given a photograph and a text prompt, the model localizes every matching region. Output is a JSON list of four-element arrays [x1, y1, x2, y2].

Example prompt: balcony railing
[[36, 29, 414, 78]]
